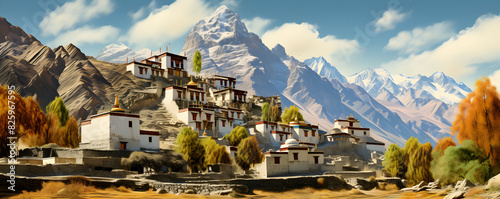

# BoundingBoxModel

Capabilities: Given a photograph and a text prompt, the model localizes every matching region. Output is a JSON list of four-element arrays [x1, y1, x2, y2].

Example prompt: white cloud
[[220, 0, 239, 9], [125, 0, 213, 48], [261, 22, 359, 66], [49, 25, 119, 46], [129, 0, 156, 21], [382, 14, 500, 79], [490, 70, 500, 94], [374, 8, 409, 32], [242, 17, 272, 35], [385, 22, 455, 54], [39, 0, 114, 36]]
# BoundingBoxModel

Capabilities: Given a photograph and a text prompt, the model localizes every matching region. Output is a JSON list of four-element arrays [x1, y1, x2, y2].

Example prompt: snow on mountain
[[181, 5, 289, 96], [304, 56, 348, 83], [348, 68, 471, 105], [179, 6, 449, 146], [96, 43, 156, 63]]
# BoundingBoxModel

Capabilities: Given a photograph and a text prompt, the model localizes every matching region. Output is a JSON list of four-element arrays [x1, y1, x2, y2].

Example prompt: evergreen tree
[[46, 96, 69, 126], [193, 50, 202, 74], [236, 136, 263, 173], [175, 127, 205, 173], [383, 144, 405, 178], [261, 102, 270, 121], [225, 126, 249, 146], [271, 105, 280, 122], [281, 105, 304, 123]]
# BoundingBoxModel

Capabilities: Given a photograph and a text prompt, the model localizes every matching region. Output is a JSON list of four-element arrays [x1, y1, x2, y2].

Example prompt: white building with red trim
[[251, 120, 321, 149], [80, 95, 160, 151], [330, 115, 385, 152], [256, 138, 324, 178], [126, 52, 188, 79]]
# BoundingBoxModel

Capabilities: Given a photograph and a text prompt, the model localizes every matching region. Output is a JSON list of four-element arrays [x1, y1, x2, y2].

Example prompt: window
[[139, 67, 144, 74], [206, 114, 212, 121], [304, 131, 308, 137], [222, 120, 226, 127], [364, 131, 367, 135], [222, 95, 225, 101], [312, 130, 316, 137], [271, 126, 274, 130], [237, 112, 240, 118], [314, 156, 319, 164], [231, 112, 234, 118], [274, 157, 280, 164], [293, 153, 298, 160], [351, 130, 354, 134], [149, 137, 152, 143], [177, 91, 182, 98], [201, 93, 205, 101], [191, 112, 198, 120], [120, 142, 127, 150], [196, 122, 201, 130], [129, 121, 132, 128], [279, 134, 283, 141]]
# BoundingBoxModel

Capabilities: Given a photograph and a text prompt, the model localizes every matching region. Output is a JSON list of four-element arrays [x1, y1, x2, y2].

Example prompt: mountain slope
[[304, 56, 348, 83]]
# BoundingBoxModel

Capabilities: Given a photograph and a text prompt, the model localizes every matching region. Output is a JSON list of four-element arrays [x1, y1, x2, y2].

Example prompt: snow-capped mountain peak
[[304, 56, 347, 83], [348, 69, 471, 105], [96, 43, 155, 63]]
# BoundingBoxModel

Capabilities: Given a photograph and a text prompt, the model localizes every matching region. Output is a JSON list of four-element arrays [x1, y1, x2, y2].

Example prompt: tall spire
[[110, 94, 125, 112]]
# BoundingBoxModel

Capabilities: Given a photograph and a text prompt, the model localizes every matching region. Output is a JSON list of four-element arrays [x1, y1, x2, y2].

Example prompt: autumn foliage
[[451, 77, 500, 173], [433, 137, 456, 156], [1, 86, 79, 156]]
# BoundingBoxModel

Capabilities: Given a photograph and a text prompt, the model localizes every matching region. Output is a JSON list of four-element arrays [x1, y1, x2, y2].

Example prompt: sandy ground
[[8, 187, 474, 199]]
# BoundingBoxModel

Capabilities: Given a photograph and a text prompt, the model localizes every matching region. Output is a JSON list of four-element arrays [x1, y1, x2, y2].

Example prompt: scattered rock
[[444, 179, 475, 199], [401, 181, 427, 192], [486, 173, 500, 191], [184, 189, 195, 194], [156, 188, 167, 194], [444, 190, 467, 199], [347, 178, 378, 190]]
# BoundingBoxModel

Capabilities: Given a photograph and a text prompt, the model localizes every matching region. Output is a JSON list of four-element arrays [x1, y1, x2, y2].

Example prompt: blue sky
[[1, 0, 500, 87]]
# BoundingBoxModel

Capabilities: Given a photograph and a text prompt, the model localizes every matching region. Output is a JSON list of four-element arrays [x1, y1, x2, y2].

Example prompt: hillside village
[[2, 4, 500, 198], [14, 49, 386, 178]]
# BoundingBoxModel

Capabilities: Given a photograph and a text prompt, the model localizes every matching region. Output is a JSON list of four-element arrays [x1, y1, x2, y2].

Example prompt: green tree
[[431, 140, 491, 185], [383, 144, 405, 178], [403, 136, 421, 173], [281, 105, 304, 123], [406, 142, 434, 185], [201, 137, 232, 168], [175, 127, 205, 173], [225, 126, 249, 146], [271, 105, 280, 122], [46, 96, 69, 126], [261, 102, 270, 121], [192, 50, 202, 74], [236, 136, 263, 173]]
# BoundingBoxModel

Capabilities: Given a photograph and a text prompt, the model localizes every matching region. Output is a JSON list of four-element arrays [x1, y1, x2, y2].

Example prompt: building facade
[[80, 95, 160, 150]]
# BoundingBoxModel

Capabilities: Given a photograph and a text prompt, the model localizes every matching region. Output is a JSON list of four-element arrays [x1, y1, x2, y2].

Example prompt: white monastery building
[[80, 94, 160, 151], [256, 138, 324, 178], [330, 115, 385, 152], [126, 52, 188, 79]]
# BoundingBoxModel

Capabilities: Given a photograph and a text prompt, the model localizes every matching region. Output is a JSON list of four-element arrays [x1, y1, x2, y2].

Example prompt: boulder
[[156, 188, 167, 194], [486, 173, 500, 191], [347, 178, 378, 190], [444, 179, 475, 199], [401, 181, 427, 192], [184, 189, 195, 194]]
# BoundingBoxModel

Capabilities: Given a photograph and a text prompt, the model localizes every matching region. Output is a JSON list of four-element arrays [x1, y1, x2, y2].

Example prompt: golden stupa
[[110, 94, 125, 112], [187, 75, 197, 86]]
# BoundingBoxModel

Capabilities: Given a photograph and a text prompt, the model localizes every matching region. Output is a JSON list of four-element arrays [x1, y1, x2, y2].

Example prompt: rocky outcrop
[[444, 179, 475, 199], [486, 173, 500, 191]]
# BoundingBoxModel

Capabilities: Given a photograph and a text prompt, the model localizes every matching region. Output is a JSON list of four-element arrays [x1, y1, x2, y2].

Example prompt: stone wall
[[205, 175, 352, 192], [324, 171, 376, 179]]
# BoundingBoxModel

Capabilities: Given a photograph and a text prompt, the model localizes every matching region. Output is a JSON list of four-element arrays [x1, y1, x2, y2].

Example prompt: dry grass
[[465, 186, 486, 197], [377, 183, 399, 191], [11, 178, 97, 199], [104, 186, 132, 193]]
